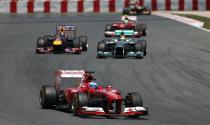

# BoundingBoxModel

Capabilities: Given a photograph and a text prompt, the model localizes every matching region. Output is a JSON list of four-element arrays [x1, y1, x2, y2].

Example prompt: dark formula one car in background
[[98, 30, 147, 59], [105, 16, 147, 37], [36, 25, 88, 54], [39, 70, 148, 117], [123, 1, 151, 15]]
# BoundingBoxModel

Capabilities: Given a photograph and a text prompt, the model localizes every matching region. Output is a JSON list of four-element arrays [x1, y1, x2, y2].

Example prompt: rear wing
[[56, 70, 85, 78], [56, 25, 76, 34], [121, 16, 137, 21], [115, 30, 135, 36], [56, 25, 76, 31], [56, 25, 76, 37]]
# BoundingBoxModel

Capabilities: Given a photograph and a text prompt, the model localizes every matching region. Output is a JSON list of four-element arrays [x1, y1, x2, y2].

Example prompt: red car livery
[[39, 70, 148, 117], [105, 16, 147, 37]]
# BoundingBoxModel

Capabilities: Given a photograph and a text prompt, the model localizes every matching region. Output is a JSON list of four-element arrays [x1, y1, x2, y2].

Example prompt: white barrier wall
[[0, 0, 209, 14]]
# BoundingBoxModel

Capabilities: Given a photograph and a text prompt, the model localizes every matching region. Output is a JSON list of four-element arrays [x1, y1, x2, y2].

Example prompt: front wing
[[36, 47, 82, 54], [78, 106, 148, 116], [97, 51, 144, 58]]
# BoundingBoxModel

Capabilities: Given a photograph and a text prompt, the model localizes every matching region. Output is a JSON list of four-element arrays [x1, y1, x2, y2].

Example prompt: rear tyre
[[72, 93, 88, 116], [73, 38, 81, 48], [122, 7, 130, 15], [105, 24, 113, 37], [135, 24, 147, 36], [39, 85, 57, 109], [134, 25, 141, 32], [140, 24, 147, 36], [79, 35, 88, 51], [143, 7, 151, 15], [105, 24, 112, 31]]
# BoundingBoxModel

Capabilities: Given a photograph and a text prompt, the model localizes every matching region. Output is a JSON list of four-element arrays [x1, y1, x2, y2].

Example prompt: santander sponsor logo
[[62, 70, 84, 75], [58, 70, 85, 78]]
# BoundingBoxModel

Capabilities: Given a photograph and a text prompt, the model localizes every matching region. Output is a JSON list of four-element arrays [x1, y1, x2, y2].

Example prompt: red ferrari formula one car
[[105, 16, 147, 37], [39, 70, 148, 118], [36, 25, 88, 54], [123, 1, 151, 15]]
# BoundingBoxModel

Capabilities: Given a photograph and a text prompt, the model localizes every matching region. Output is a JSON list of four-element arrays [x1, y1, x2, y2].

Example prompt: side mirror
[[81, 85, 86, 89]]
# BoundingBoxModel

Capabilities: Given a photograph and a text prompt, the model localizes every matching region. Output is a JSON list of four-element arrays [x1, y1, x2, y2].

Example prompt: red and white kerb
[[0, 0, 209, 14]]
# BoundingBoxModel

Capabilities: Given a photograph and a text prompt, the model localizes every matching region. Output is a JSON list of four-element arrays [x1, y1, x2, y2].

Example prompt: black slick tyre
[[39, 85, 57, 109], [125, 92, 143, 107], [105, 24, 112, 31], [134, 41, 143, 59], [97, 41, 106, 58], [72, 93, 88, 116], [37, 37, 45, 47], [73, 38, 81, 48], [79, 36, 88, 51], [140, 24, 147, 36], [122, 7, 130, 15]]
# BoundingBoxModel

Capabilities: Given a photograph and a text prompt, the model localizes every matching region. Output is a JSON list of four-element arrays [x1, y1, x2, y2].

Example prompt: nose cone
[[53, 40, 62, 45], [116, 41, 124, 48], [108, 92, 122, 100], [120, 26, 125, 28], [119, 24, 125, 28]]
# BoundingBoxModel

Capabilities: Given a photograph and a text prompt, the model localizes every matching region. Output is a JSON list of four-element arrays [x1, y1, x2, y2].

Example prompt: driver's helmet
[[60, 32, 65, 38], [130, 5, 135, 9], [89, 82, 98, 89], [120, 32, 126, 40], [124, 18, 129, 24]]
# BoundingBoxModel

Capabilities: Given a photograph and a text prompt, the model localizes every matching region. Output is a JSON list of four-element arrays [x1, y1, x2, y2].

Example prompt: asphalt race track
[[0, 13, 210, 125]]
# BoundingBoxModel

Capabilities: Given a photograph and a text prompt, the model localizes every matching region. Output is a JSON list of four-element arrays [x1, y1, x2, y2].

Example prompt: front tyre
[[143, 7, 151, 15], [134, 41, 144, 59], [36, 37, 45, 54], [72, 93, 88, 116], [139, 40, 147, 56], [125, 92, 143, 107], [125, 92, 143, 118], [37, 37, 45, 47]]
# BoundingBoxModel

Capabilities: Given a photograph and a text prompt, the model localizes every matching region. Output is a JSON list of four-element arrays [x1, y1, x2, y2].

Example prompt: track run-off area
[[0, 13, 210, 125]]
